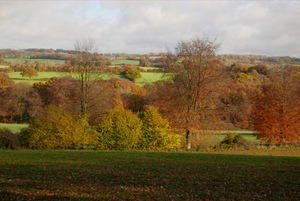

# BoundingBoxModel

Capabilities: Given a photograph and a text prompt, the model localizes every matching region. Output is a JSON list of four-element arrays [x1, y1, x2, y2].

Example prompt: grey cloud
[[0, 0, 299, 57]]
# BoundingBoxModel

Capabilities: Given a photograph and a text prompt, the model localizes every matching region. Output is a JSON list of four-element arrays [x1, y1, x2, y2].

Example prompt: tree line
[[0, 37, 300, 150]]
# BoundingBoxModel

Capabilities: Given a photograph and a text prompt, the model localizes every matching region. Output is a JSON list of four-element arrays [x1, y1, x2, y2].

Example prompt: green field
[[7, 72, 66, 84], [111, 59, 140, 66], [4, 58, 65, 64], [215, 130, 258, 142], [0, 150, 299, 200], [6, 71, 167, 85], [136, 72, 169, 85], [0, 123, 28, 133]]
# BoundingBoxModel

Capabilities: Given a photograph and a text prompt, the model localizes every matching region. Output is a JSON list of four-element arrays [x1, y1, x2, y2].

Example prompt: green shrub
[[97, 107, 143, 150], [19, 106, 97, 149], [123, 66, 141, 82], [0, 128, 20, 149], [220, 133, 251, 149], [140, 105, 182, 150]]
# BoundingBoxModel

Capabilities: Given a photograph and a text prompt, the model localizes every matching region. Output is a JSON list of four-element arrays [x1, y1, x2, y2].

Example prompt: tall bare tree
[[71, 39, 104, 116], [164, 37, 226, 149]]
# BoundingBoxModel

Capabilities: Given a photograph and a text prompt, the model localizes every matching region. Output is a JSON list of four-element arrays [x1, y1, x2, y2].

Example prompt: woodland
[[0, 38, 300, 150]]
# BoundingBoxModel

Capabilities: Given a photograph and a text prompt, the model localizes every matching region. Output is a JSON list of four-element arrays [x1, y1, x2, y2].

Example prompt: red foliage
[[253, 67, 300, 143]]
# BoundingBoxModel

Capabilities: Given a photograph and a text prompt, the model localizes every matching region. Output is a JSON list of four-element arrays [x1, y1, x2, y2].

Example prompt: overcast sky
[[1, 0, 300, 57]]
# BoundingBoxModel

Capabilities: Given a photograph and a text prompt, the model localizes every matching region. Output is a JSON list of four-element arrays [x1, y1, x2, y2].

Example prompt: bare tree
[[164, 37, 227, 149], [71, 39, 105, 116]]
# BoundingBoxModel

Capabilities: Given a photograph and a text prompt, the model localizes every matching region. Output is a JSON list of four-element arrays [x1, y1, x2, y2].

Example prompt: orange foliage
[[253, 67, 300, 143]]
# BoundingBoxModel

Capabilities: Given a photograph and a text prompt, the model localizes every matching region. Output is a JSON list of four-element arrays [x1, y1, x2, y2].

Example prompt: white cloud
[[0, 0, 299, 57]]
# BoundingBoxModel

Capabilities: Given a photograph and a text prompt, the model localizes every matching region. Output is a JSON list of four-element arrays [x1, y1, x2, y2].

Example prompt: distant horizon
[[0, 47, 298, 59]]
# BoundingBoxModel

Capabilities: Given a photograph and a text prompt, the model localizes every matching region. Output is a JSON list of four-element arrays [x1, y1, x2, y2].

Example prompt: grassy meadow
[[6, 71, 166, 85], [111, 59, 140, 66], [7, 72, 65, 84], [0, 123, 28, 133], [0, 150, 299, 200], [4, 58, 65, 64], [136, 72, 167, 85]]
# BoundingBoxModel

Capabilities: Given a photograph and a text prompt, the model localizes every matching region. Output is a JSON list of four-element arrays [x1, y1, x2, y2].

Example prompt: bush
[[123, 66, 141, 82], [140, 105, 182, 150], [0, 128, 19, 149], [220, 133, 251, 149], [19, 106, 97, 149], [97, 107, 143, 150], [0, 72, 13, 89]]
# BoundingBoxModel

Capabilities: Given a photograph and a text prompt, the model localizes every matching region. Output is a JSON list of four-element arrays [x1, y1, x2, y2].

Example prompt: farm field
[[215, 130, 258, 142], [4, 58, 141, 66], [7, 71, 64, 80], [0, 123, 28, 133], [6, 71, 166, 85], [111, 59, 140, 66], [3, 58, 65, 64], [0, 150, 299, 200], [6, 72, 66, 84], [136, 72, 167, 85]]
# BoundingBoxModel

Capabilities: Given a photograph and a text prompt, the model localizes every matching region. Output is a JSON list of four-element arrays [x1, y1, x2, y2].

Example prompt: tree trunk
[[186, 129, 191, 149]]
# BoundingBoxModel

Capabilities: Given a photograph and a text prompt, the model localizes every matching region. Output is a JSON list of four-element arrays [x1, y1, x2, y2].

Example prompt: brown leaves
[[253, 67, 300, 143]]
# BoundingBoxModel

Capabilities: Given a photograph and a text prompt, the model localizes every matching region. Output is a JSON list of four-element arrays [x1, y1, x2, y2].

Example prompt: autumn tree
[[219, 84, 253, 129], [71, 38, 105, 116], [19, 105, 97, 149], [86, 79, 122, 124], [33, 76, 144, 125], [163, 37, 226, 149], [123, 66, 141, 82], [140, 105, 182, 150], [139, 56, 150, 67], [20, 66, 38, 79], [97, 107, 143, 150], [44, 77, 81, 115], [0, 72, 13, 89], [253, 66, 300, 143], [0, 83, 43, 123], [105, 78, 146, 113]]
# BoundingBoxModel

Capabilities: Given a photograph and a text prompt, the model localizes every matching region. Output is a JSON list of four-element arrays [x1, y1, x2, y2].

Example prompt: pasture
[[0, 123, 28, 133], [0, 150, 299, 200], [136, 72, 168, 85], [4, 58, 141, 66], [3, 58, 65, 64], [6, 72, 66, 84], [111, 59, 140, 66], [6, 71, 167, 85]]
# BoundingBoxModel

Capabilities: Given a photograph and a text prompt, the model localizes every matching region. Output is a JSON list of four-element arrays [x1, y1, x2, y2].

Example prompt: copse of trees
[[19, 105, 97, 149], [18, 105, 181, 150], [253, 66, 300, 143], [0, 83, 43, 123]]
